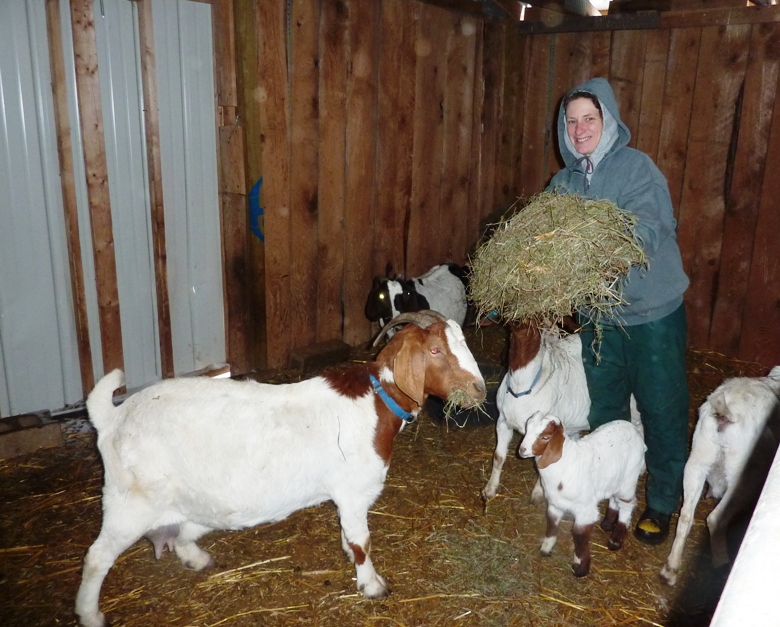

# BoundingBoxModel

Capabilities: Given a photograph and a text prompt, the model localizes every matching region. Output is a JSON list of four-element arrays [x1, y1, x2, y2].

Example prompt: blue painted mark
[[249, 177, 264, 242]]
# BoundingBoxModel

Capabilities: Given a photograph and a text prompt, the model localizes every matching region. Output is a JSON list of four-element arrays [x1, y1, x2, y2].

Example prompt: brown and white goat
[[75, 311, 486, 627], [519, 411, 646, 577], [660, 366, 780, 586], [482, 319, 641, 503]]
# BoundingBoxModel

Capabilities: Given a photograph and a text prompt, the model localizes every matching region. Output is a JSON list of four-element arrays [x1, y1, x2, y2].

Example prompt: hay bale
[[469, 191, 647, 327]]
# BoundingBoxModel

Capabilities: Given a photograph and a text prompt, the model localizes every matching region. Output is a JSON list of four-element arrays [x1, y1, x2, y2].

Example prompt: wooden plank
[[137, 0, 174, 379], [45, 0, 94, 392], [494, 20, 521, 213], [635, 28, 670, 161], [374, 0, 419, 281], [478, 21, 504, 220], [661, 6, 780, 28], [709, 22, 780, 356], [675, 23, 751, 350], [509, 33, 534, 203], [656, 27, 700, 214], [520, 35, 553, 197], [288, 0, 320, 350], [589, 30, 612, 77], [738, 54, 780, 366], [517, 11, 661, 34], [212, 0, 236, 108], [317, 0, 349, 341], [343, 0, 379, 345], [440, 14, 478, 264], [69, 0, 124, 374], [409, 2, 449, 273], [466, 20, 485, 245], [547, 32, 578, 183], [213, 0, 250, 373], [233, 0, 266, 369], [394, 1, 420, 275], [609, 29, 647, 149], [257, 0, 291, 367]]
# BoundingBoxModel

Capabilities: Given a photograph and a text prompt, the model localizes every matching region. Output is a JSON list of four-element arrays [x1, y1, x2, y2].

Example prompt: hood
[[557, 78, 631, 170]]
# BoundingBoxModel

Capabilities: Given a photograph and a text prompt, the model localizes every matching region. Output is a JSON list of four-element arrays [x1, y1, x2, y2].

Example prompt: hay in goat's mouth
[[442, 388, 488, 426], [469, 191, 647, 328]]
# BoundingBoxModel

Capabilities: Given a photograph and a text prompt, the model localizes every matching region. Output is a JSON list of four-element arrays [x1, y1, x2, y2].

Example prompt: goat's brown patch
[[572, 523, 593, 577], [323, 364, 372, 399], [535, 421, 565, 469], [507, 320, 542, 372], [373, 394, 405, 464], [348, 542, 367, 566]]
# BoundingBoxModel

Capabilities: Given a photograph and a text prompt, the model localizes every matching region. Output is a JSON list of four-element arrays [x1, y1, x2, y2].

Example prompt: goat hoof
[[659, 565, 678, 586], [607, 538, 623, 551], [572, 562, 590, 577], [361, 576, 390, 600]]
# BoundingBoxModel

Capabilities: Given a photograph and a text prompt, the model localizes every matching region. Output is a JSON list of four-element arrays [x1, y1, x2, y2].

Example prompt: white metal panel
[[710, 444, 780, 626], [0, 0, 82, 416], [153, 0, 225, 375], [94, 0, 162, 390]]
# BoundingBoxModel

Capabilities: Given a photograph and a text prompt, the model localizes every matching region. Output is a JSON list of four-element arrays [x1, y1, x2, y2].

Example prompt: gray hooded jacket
[[548, 78, 689, 326]]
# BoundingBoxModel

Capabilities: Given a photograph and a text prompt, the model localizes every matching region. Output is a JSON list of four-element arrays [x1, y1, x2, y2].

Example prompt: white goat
[[75, 311, 486, 627], [660, 366, 780, 586], [519, 411, 646, 577], [482, 320, 641, 503], [365, 263, 468, 332]]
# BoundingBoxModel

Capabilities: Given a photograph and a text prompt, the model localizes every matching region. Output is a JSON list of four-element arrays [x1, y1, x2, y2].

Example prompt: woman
[[548, 78, 690, 545]]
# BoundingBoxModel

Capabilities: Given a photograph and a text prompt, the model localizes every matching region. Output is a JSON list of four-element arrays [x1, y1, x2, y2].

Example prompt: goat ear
[[536, 423, 564, 469], [392, 337, 426, 406], [385, 261, 393, 277]]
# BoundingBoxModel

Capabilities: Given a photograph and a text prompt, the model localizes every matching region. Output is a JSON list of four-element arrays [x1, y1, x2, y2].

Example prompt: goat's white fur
[[382, 264, 467, 326], [482, 328, 641, 503], [660, 366, 780, 586], [520, 412, 646, 576], [75, 319, 485, 627]]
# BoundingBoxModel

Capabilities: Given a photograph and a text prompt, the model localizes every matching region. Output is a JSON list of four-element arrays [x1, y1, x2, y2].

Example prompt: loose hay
[[0, 325, 766, 627], [469, 192, 647, 327]]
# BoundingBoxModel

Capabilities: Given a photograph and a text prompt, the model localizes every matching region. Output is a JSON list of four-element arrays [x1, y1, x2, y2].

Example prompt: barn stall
[[0, 0, 779, 625]]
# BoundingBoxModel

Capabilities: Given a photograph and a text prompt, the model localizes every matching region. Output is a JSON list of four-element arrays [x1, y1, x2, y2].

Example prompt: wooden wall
[[237, 1, 780, 369], [238, 0, 500, 367]]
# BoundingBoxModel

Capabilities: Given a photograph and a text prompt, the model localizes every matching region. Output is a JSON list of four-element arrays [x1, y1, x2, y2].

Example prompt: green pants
[[579, 304, 690, 515]]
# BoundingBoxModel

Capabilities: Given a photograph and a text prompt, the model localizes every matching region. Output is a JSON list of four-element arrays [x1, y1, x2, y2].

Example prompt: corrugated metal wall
[[0, 0, 82, 417], [0, 0, 225, 415]]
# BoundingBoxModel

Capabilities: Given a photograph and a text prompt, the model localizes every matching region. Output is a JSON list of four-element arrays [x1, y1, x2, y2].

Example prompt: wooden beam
[[45, 0, 94, 393], [516, 10, 660, 31], [69, 0, 124, 375], [136, 0, 174, 379]]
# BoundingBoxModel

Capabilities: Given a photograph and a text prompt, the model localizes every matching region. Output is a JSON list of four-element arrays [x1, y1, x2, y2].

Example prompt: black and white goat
[[365, 263, 468, 333], [481, 319, 641, 503], [660, 366, 780, 586], [75, 311, 486, 627], [520, 411, 646, 577]]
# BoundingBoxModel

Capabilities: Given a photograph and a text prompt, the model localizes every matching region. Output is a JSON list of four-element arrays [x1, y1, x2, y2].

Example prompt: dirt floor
[[0, 323, 768, 627]]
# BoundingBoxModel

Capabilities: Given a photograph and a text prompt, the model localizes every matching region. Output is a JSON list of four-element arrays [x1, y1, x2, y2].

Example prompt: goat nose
[[471, 379, 487, 402]]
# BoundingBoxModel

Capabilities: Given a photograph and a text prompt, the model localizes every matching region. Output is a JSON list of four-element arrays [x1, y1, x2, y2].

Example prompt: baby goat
[[520, 412, 646, 577], [75, 311, 486, 627], [660, 366, 780, 586], [482, 319, 641, 503], [365, 263, 468, 332]]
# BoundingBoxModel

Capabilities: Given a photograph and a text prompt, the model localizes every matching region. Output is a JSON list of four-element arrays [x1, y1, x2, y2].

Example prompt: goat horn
[[372, 310, 449, 347]]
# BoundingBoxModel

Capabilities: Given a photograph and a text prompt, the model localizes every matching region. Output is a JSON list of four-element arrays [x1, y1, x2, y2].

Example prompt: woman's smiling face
[[565, 97, 603, 156]]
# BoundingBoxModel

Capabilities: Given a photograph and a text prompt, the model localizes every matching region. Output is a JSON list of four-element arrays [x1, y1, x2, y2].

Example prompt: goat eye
[[430, 347, 441, 355], [378, 293, 385, 300]]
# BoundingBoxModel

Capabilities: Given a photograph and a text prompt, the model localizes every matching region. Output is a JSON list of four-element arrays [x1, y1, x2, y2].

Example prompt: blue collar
[[506, 363, 543, 398], [370, 374, 414, 422]]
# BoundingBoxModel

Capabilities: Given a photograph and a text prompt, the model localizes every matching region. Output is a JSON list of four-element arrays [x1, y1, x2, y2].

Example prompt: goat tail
[[87, 369, 125, 433]]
